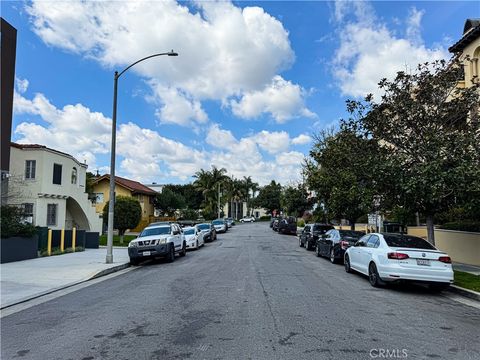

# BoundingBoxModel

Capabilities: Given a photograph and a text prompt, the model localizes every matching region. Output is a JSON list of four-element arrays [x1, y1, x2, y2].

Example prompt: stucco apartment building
[[449, 19, 480, 87], [7, 143, 102, 233], [91, 175, 157, 223]]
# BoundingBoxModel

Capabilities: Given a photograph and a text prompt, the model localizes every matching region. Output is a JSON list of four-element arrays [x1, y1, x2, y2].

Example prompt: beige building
[[7, 143, 102, 233], [91, 175, 157, 222], [449, 19, 480, 88]]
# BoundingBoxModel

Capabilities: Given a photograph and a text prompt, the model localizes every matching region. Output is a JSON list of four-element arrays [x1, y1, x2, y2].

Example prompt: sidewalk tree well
[[102, 196, 141, 244], [345, 59, 480, 245]]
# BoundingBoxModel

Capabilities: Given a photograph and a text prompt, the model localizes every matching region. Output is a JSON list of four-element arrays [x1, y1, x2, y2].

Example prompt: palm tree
[[193, 166, 228, 218], [242, 176, 259, 216]]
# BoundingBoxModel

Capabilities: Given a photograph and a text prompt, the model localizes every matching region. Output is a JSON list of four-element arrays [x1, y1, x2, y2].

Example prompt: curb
[[90, 263, 131, 279], [0, 262, 131, 310], [447, 285, 480, 301]]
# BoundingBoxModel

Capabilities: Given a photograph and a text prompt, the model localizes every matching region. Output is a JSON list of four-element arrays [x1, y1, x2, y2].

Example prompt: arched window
[[472, 46, 480, 82], [71, 167, 78, 184]]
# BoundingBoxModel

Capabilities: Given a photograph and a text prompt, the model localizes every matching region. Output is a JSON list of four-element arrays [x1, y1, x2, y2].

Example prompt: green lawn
[[99, 234, 137, 247], [454, 270, 480, 292]]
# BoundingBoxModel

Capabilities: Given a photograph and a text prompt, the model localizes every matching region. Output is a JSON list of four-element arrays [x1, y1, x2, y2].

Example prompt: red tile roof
[[94, 174, 157, 195], [11, 142, 87, 167]]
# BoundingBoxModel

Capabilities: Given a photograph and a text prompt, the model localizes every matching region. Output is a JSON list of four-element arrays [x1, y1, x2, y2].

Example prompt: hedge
[[438, 221, 480, 233]]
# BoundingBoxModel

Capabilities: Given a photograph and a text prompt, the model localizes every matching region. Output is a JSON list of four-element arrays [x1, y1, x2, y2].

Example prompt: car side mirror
[[355, 241, 364, 247]]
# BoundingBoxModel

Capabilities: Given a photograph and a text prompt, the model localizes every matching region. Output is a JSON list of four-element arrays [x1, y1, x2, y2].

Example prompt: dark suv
[[278, 217, 297, 235], [299, 223, 335, 250]]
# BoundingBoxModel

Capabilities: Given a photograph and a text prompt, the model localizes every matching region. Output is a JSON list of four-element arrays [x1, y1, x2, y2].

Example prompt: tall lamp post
[[106, 50, 178, 264]]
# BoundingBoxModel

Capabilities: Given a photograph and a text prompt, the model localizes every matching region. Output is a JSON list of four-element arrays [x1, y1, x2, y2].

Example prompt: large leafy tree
[[103, 196, 141, 244], [154, 188, 186, 217], [347, 59, 480, 244], [281, 184, 310, 219], [305, 127, 382, 230], [255, 180, 282, 216], [163, 184, 203, 210]]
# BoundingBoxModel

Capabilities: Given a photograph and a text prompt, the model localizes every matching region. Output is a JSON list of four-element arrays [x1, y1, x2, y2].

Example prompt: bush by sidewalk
[[99, 234, 136, 247], [454, 270, 480, 292], [439, 221, 480, 232]]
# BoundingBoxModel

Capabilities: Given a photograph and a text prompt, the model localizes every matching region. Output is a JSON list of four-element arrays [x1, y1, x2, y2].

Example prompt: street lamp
[[106, 50, 178, 264]]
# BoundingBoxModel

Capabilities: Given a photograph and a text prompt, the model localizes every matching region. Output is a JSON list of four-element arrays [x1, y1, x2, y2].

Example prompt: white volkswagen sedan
[[344, 233, 453, 291], [183, 226, 205, 250]]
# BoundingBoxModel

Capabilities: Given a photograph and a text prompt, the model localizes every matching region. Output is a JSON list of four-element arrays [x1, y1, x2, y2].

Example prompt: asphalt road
[[1, 223, 479, 360]]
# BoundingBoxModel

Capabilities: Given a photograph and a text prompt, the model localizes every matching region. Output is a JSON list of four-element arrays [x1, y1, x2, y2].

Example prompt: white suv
[[240, 216, 256, 223], [128, 223, 186, 265]]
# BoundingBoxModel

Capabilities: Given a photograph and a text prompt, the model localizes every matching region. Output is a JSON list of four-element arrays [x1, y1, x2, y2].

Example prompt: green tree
[[193, 166, 228, 218], [347, 59, 480, 244], [305, 128, 381, 230], [255, 180, 282, 216], [281, 184, 310, 219], [164, 184, 203, 210], [154, 188, 186, 216], [103, 196, 142, 244], [0, 205, 37, 238]]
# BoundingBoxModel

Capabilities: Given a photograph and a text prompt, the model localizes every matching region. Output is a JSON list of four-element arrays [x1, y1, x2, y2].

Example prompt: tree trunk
[[426, 214, 435, 246], [350, 221, 355, 231], [119, 231, 124, 245]]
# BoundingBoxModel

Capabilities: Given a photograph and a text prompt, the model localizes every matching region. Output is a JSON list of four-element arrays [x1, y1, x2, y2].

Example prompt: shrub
[[297, 219, 305, 227], [258, 216, 271, 221], [438, 221, 480, 233], [1, 205, 37, 238]]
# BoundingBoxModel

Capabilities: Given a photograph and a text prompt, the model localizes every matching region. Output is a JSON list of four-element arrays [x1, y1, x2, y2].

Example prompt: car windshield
[[313, 225, 334, 233], [212, 220, 224, 225], [383, 234, 436, 250], [339, 230, 364, 239], [197, 224, 210, 230], [140, 226, 170, 237], [183, 228, 195, 235]]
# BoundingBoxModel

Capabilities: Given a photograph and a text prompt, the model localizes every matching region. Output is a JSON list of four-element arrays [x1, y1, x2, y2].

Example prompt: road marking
[[0, 267, 137, 318]]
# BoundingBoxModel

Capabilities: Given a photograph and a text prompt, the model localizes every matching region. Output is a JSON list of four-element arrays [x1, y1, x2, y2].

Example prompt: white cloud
[[332, 3, 448, 99], [291, 134, 312, 145], [230, 76, 315, 123], [13, 92, 111, 169], [206, 124, 238, 149], [251, 130, 290, 154], [15, 77, 29, 94], [151, 83, 208, 127], [25, 1, 308, 124], [275, 151, 305, 166]]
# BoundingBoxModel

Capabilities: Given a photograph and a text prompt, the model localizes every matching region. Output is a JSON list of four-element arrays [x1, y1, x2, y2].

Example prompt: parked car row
[[127, 218, 231, 265], [298, 226, 454, 291], [270, 216, 297, 235]]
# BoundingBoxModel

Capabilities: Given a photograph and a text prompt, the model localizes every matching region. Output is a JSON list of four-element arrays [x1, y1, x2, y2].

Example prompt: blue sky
[[3, 0, 476, 185]]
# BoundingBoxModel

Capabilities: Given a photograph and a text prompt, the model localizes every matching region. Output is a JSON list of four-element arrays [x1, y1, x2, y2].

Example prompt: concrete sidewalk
[[0, 247, 130, 309], [453, 262, 480, 276]]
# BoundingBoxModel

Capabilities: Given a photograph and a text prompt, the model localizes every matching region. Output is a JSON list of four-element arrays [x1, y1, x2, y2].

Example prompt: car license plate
[[417, 259, 430, 266], [143, 251, 151, 256]]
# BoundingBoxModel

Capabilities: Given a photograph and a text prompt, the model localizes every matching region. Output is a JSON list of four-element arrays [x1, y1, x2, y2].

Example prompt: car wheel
[[368, 262, 384, 287], [196, 240, 199, 249], [344, 255, 351, 273], [316, 245, 320, 257], [180, 242, 186, 257], [130, 258, 140, 266], [299, 238, 303, 247], [167, 245, 175, 263], [330, 249, 337, 264]]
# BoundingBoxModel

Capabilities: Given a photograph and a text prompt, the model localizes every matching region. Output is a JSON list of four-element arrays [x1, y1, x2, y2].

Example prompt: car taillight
[[340, 240, 350, 250], [388, 252, 409, 260], [438, 256, 451, 263]]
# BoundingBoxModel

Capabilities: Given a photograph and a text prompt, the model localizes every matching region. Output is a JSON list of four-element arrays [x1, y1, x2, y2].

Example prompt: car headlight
[[158, 239, 167, 244], [128, 241, 137, 248]]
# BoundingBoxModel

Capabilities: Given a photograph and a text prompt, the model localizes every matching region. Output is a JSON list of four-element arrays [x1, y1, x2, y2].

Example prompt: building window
[[53, 163, 62, 185], [25, 160, 36, 179], [23, 203, 34, 224], [71, 167, 77, 184], [47, 204, 57, 226], [94, 193, 104, 204]]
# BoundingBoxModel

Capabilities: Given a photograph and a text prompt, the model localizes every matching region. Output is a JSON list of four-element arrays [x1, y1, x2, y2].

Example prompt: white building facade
[[7, 143, 102, 233]]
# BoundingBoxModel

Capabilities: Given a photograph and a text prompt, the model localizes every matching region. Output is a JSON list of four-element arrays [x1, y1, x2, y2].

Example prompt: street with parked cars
[[2, 222, 478, 360]]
